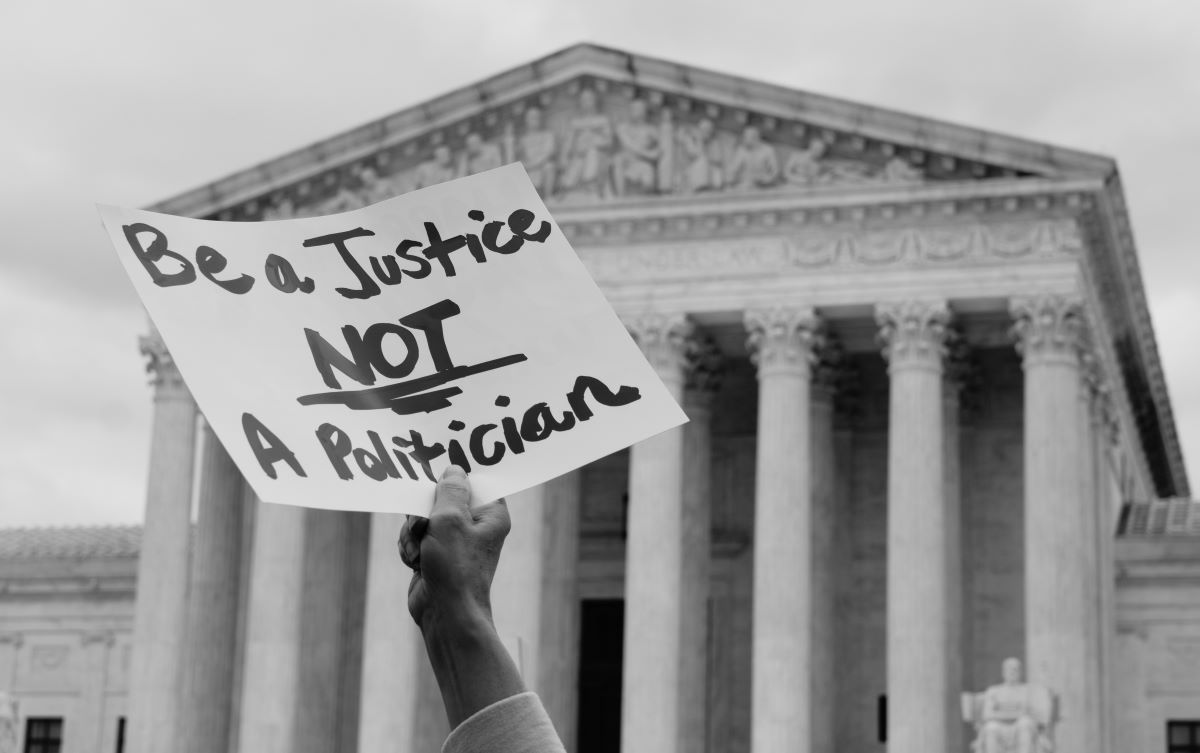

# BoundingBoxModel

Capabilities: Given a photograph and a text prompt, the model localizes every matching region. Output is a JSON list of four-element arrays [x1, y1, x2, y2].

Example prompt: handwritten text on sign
[[100, 164, 687, 515]]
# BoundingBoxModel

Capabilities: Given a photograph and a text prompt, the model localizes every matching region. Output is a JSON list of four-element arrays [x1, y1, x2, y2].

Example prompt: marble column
[[127, 331, 197, 753], [66, 631, 113, 753], [490, 471, 583, 747], [745, 306, 819, 753], [0, 633, 21, 690], [236, 498, 306, 753], [492, 486, 549, 685], [810, 344, 837, 753], [295, 509, 349, 753], [621, 313, 691, 753], [338, 513, 370, 753], [877, 300, 951, 753], [1076, 354, 1105, 753], [226, 485, 257, 753], [181, 424, 245, 753], [679, 338, 721, 753], [537, 472, 583, 748], [358, 513, 446, 753], [1091, 389, 1119, 753], [1011, 294, 1100, 753], [943, 339, 967, 753]]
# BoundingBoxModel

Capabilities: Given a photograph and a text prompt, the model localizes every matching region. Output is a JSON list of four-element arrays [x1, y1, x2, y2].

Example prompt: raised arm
[[399, 466, 565, 752]]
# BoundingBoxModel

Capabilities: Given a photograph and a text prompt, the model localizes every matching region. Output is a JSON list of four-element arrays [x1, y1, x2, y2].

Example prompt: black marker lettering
[[264, 253, 315, 294], [362, 323, 419, 379], [419, 222, 467, 277], [395, 240, 432, 279], [369, 255, 405, 286], [480, 220, 523, 254], [398, 299, 461, 372], [123, 223, 196, 287], [303, 227, 379, 299], [468, 423, 505, 466], [519, 403, 574, 442], [315, 422, 355, 479], [446, 437, 472, 473], [304, 326, 375, 389], [389, 435, 420, 481], [197, 245, 254, 294], [568, 375, 642, 420], [507, 208, 552, 243], [354, 430, 401, 481], [406, 430, 445, 482], [500, 414, 525, 455], [242, 412, 306, 479]]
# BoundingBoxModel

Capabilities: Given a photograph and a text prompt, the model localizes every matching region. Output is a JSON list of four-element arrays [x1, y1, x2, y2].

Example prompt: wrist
[[419, 599, 496, 647]]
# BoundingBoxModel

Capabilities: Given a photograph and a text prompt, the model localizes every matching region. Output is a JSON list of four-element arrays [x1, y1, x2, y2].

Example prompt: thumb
[[431, 465, 473, 518]]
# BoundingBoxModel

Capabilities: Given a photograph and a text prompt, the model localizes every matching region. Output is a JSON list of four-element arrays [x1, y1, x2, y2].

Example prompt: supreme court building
[[3, 44, 1200, 753]]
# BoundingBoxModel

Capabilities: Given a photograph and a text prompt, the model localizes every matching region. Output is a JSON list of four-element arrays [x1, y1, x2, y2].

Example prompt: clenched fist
[[398, 465, 512, 633]]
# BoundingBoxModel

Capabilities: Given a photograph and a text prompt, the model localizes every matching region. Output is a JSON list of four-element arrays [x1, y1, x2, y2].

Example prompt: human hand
[[398, 466, 511, 634]]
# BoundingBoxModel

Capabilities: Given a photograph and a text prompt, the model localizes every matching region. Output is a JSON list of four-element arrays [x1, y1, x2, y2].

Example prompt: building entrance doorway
[[577, 599, 624, 753]]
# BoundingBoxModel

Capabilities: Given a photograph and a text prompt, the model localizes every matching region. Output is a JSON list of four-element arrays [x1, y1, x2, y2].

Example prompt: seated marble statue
[[0, 693, 18, 753], [965, 658, 1056, 753]]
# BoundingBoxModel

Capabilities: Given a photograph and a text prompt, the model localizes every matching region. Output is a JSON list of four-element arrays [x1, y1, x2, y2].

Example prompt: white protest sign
[[100, 164, 686, 515]]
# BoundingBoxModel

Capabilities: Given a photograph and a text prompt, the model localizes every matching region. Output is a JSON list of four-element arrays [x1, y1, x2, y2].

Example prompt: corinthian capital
[[876, 300, 950, 370], [139, 330, 186, 392], [1080, 354, 1121, 446], [626, 312, 694, 377], [1010, 294, 1085, 364], [744, 306, 821, 377]]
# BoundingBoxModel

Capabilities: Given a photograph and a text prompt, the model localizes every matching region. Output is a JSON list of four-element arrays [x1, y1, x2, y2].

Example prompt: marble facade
[[1, 44, 1197, 753]]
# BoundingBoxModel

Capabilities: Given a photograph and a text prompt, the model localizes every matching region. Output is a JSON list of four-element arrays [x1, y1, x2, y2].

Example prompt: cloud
[[0, 273, 150, 524], [1, 0, 1198, 522]]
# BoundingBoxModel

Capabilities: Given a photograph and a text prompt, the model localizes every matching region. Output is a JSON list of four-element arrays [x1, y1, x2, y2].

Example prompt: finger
[[431, 465, 473, 519], [473, 497, 511, 537], [398, 515, 427, 570]]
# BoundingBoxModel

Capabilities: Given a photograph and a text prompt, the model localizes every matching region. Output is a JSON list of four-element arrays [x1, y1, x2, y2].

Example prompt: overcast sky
[[2, 0, 1198, 526]]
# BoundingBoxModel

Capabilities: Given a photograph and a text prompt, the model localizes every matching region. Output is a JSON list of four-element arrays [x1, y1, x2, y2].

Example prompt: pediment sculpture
[[962, 658, 1057, 753], [276, 81, 948, 219]]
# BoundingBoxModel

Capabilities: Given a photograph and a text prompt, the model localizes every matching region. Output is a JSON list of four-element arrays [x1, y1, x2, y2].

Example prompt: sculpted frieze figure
[[319, 180, 364, 214], [559, 88, 614, 200], [817, 154, 873, 184], [964, 658, 1057, 753], [356, 165, 396, 204], [462, 132, 504, 176], [414, 144, 460, 189], [261, 196, 295, 221], [315, 164, 395, 214], [882, 155, 924, 183], [514, 107, 558, 196], [676, 117, 723, 193], [783, 138, 828, 187], [613, 99, 664, 196], [727, 126, 780, 190], [276, 88, 975, 213]]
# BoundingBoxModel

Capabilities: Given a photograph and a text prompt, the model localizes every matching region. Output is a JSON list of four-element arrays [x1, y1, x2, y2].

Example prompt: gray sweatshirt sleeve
[[441, 691, 566, 753]]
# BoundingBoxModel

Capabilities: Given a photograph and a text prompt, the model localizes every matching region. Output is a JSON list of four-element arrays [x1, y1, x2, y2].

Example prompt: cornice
[[0, 575, 136, 599], [1085, 183, 1189, 496], [556, 176, 1100, 244]]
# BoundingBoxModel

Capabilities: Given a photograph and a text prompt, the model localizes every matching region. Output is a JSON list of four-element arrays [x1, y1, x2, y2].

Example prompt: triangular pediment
[[151, 44, 1115, 220]]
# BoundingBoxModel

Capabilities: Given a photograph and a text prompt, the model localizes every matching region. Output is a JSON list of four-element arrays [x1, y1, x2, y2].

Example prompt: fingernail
[[442, 465, 466, 480]]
